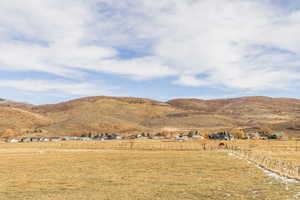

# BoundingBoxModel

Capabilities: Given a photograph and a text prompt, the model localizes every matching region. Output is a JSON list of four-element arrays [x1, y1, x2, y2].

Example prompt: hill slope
[[32, 96, 179, 135], [168, 96, 300, 124], [0, 107, 52, 138], [1, 96, 300, 137], [0, 98, 33, 109]]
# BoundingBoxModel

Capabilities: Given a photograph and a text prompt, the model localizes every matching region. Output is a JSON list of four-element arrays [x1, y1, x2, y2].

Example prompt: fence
[[5, 139, 222, 151], [255, 145, 300, 152], [84, 140, 222, 151], [229, 146, 300, 181]]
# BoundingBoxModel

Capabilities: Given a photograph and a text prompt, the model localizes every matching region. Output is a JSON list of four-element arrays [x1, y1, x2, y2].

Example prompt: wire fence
[[228, 146, 300, 181]]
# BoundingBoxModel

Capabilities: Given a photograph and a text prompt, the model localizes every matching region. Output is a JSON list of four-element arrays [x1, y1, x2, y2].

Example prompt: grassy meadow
[[0, 140, 299, 200]]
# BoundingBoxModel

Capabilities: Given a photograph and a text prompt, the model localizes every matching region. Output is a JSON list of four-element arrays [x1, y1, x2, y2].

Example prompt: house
[[175, 135, 189, 141], [116, 136, 123, 140], [127, 135, 138, 140], [51, 137, 62, 142], [175, 135, 183, 140], [246, 132, 261, 140], [136, 135, 149, 140], [8, 138, 20, 143], [64, 136, 81, 141], [260, 136, 268, 140], [107, 134, 117, 140], [192, 135, 204, 139], [152, 136, 166, 140], [80, 137, 92, 141], [268, 132, 285, 140], [21, 138, 32, 142], [93, 136, 104, 140], [209, 132, 234, 140], [31, 138, 40, 142], [40, 138, 50, 142], [63, 137, 72, 141]]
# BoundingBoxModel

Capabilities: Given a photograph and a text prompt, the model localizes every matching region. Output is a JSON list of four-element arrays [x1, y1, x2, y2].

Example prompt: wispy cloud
[[1, 0, 300, 98], [0, 79, 118, 96]]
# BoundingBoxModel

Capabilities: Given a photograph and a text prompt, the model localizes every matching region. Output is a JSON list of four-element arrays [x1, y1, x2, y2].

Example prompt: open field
[[0, 140, 300, 200], [1, 139, 299, 152]]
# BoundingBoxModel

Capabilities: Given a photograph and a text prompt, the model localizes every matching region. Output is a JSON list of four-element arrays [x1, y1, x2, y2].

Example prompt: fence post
[[130, 141, 134, 150]]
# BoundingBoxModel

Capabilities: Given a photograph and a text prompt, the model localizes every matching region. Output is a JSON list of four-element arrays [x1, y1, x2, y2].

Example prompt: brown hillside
[[0, 107, 52, 138], [168, 96, 300, 125], [0, 98, 33, 109], [1, 96, 300, 138], [32, 96, 179, 136]]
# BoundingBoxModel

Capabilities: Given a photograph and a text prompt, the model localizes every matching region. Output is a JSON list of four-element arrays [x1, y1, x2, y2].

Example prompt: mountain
[[168, 96, 300, 136], [168, 96, 300, 124], [0, 98, 33, 109], [31, 96, 178, 136], [1, 96, 300, 138], [0, 106, 52, 138]]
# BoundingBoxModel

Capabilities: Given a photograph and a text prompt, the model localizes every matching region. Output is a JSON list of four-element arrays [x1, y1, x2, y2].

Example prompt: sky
[[1, 0, 300, 104]]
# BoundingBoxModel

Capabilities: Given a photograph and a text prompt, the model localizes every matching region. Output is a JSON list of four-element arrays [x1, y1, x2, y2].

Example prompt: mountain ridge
[[1, 95, 300, 138], [0, 98, 33, 109]]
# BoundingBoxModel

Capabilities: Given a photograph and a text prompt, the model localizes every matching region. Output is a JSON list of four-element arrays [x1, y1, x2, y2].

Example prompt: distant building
[[31, 138, 40, 142], [40, 138, 50, 142], [80, 137, 92, 141], [64, 136, 81, 141], [268, 132, 286, 140], [51, 137, 62, 142], [209, 132, 234, 140], [116, 136, 123, 140], [8, 138, 20, 143], [175, 135, 189, 141], [21, 138, 32, 142], [192, 135, 204, 139], [246, 132, 260, 140], [260, 136, 268, 140]]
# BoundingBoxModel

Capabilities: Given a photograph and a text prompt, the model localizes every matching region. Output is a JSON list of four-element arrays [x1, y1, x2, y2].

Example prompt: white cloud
[[144, 0, 300, 90], [1, 0, 300, 92], [0, 79, 117, 96]]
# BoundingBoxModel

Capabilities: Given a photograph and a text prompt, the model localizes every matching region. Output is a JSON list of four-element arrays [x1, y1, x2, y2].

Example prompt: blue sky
[[1, 0, 300, 105]]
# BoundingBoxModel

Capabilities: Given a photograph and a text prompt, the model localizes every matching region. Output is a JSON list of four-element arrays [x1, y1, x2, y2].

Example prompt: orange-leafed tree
[[259, 127, 273, 136], [1, 129, 16, 139], [230, 129, 246, 139]]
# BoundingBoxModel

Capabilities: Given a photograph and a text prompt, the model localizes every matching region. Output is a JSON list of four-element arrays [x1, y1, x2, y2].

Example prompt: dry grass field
[[0, 140, 299, 200]]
